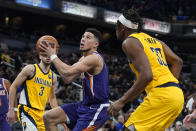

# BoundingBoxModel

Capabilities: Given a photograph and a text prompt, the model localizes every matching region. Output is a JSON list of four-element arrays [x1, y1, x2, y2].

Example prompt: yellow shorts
[[17, 104, 45, 131], [125, 86, 184, 131]]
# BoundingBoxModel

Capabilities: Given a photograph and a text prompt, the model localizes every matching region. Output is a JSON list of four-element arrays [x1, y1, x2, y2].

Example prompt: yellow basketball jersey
[[19, 64, 53, 110], [128, 33, 178, 94]]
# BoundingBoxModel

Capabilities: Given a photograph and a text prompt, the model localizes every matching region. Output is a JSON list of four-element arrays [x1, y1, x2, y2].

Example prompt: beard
[[79, 48, 91, 52], [42, 60, 51, 66]]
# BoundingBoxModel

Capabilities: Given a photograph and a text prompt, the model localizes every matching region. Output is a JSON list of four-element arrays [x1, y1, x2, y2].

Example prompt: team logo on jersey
[[34, 77, 52, 88], [0, 90, 6, 96], [48, 74, 51, 79]]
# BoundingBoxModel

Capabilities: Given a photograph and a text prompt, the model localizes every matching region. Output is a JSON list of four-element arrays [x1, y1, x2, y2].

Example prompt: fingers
[[183, 115, 192, 127], [107, 105, 118, 117], [187, 115, 193, 121], [184, 115, 190, 122], [6, 116, 14, 124], [40, 41, 57, 57], [107, 105, 112, 116], [40, 41, 48, 51]]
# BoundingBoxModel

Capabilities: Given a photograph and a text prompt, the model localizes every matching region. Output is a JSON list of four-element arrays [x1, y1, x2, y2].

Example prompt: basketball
[[36, 35, 59, 54]]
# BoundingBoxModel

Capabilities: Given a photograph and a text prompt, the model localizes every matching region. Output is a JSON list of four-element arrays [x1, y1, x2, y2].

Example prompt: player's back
[[128, 32, 178, 94], [82, 52, 109, 106], [19, 64, 53, 110], [0, 78, 8, 115]]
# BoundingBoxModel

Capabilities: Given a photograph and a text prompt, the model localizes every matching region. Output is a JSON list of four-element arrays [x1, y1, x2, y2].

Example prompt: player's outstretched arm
[[160, 41, 183, 79], [7, 65, 34, 124], [107, 38, 153, 116], [39, 42, 102, 83], [53, 54, 100, 84]]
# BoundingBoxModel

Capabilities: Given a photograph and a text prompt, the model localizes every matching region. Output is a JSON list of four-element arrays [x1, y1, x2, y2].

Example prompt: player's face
[[80, 32, 98, 52], [39, 55, 51, 65], [115, 21, 124, 40]]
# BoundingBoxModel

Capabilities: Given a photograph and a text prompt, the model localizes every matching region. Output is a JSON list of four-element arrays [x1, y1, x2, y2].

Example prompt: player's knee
[[43, 112, 52, 124]]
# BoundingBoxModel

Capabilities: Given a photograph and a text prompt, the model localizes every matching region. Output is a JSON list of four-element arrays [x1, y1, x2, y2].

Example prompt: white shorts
[[20, 112, 38, 131]]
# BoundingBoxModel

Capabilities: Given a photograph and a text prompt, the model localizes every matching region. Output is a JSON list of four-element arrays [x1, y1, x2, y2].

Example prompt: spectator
[[115, 114, 125, 131]]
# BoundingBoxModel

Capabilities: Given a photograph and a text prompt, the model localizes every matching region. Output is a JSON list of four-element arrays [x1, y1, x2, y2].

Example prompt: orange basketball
[[36, 35, 59, 54]]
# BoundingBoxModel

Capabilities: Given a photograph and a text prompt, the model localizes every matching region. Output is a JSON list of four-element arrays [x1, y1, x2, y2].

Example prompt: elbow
[[64, 80, 72, 84], [62, 70, 69, 77], [178, 57, 183, 66], [172, 57, 183, 66], [143, 72, 153, 83], [63, 78, 72, 84], [62, 76, 72, 84], [146, 74, 153, 83], [61, 71, 71, 83]]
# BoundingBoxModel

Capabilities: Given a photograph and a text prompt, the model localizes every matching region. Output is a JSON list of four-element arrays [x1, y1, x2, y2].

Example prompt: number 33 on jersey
[[128, 33, 178, 94]]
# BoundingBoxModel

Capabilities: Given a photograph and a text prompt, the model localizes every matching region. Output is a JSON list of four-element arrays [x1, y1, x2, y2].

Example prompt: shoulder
[[23, 64, 35, 71], [122, 37, 143, 51], [21, 64, 35, 76], [2, 78, 11, 91], [3, 78, 11, 86], [123, 37, 142, 47], [83, 53, 102, 64], [92, 52, 103, 60], [79, 56, 84, 62]]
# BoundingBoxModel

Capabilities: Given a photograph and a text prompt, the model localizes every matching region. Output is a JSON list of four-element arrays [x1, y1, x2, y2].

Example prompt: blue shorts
[[0, 114, 11, 131], [61, 102, 110, 131]]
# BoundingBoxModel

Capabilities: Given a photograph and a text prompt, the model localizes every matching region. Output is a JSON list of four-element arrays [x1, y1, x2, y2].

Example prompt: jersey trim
[[87, 103, 110, 128], [2, 78, 8, 97], [23, 82, 31, 108], [19, 105, 37, 129], [37, 64, 49, 75], [88, 75, 94, 96], [90, 52, 105, 76], [27, 65, 36, 80], [51, 71, 53, 87]]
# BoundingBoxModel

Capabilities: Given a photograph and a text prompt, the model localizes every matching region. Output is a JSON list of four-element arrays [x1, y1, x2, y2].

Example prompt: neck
[[39, 62, 50, 73], [83, 49, 97, 57], [124, 29, 137, 40]]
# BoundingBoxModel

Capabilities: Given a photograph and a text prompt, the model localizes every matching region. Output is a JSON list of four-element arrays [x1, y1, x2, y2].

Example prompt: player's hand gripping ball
[[36, 35, 59, 54]]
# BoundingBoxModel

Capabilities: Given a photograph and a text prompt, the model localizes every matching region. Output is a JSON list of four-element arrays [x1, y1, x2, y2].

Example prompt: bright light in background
[[61, 1, 97, 18], [5, 17, 9, 26], [142, 18, 171, 34], [193, 29, 196, 33], [104, 10, 121, 24], [15, 0, 53, 9]]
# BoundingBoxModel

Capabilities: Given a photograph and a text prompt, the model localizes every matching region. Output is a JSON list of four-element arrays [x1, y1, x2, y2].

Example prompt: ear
[[121, 25, 126, 31], [95, 41, 99, 48]]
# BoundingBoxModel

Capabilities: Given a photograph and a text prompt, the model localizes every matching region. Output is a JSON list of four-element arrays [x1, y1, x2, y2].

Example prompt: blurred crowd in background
[[67, 0, 196, 21], [0, 0, 196, 130], [0, 37, 195, 130]]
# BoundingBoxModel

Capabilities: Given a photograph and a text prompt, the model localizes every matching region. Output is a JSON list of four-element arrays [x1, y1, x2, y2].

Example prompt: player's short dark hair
[[85, 28, 102, 43], [122, 9, 143, 31]]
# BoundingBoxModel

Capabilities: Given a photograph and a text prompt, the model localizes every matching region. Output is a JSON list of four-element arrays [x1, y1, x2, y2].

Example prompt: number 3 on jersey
[[39, 86, 45, 96], [150, 47, 167, 66]]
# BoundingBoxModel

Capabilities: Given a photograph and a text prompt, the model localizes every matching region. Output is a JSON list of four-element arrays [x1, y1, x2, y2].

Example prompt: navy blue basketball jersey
[[82, 52, 109, 106], [0, 78, 9, 115]]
